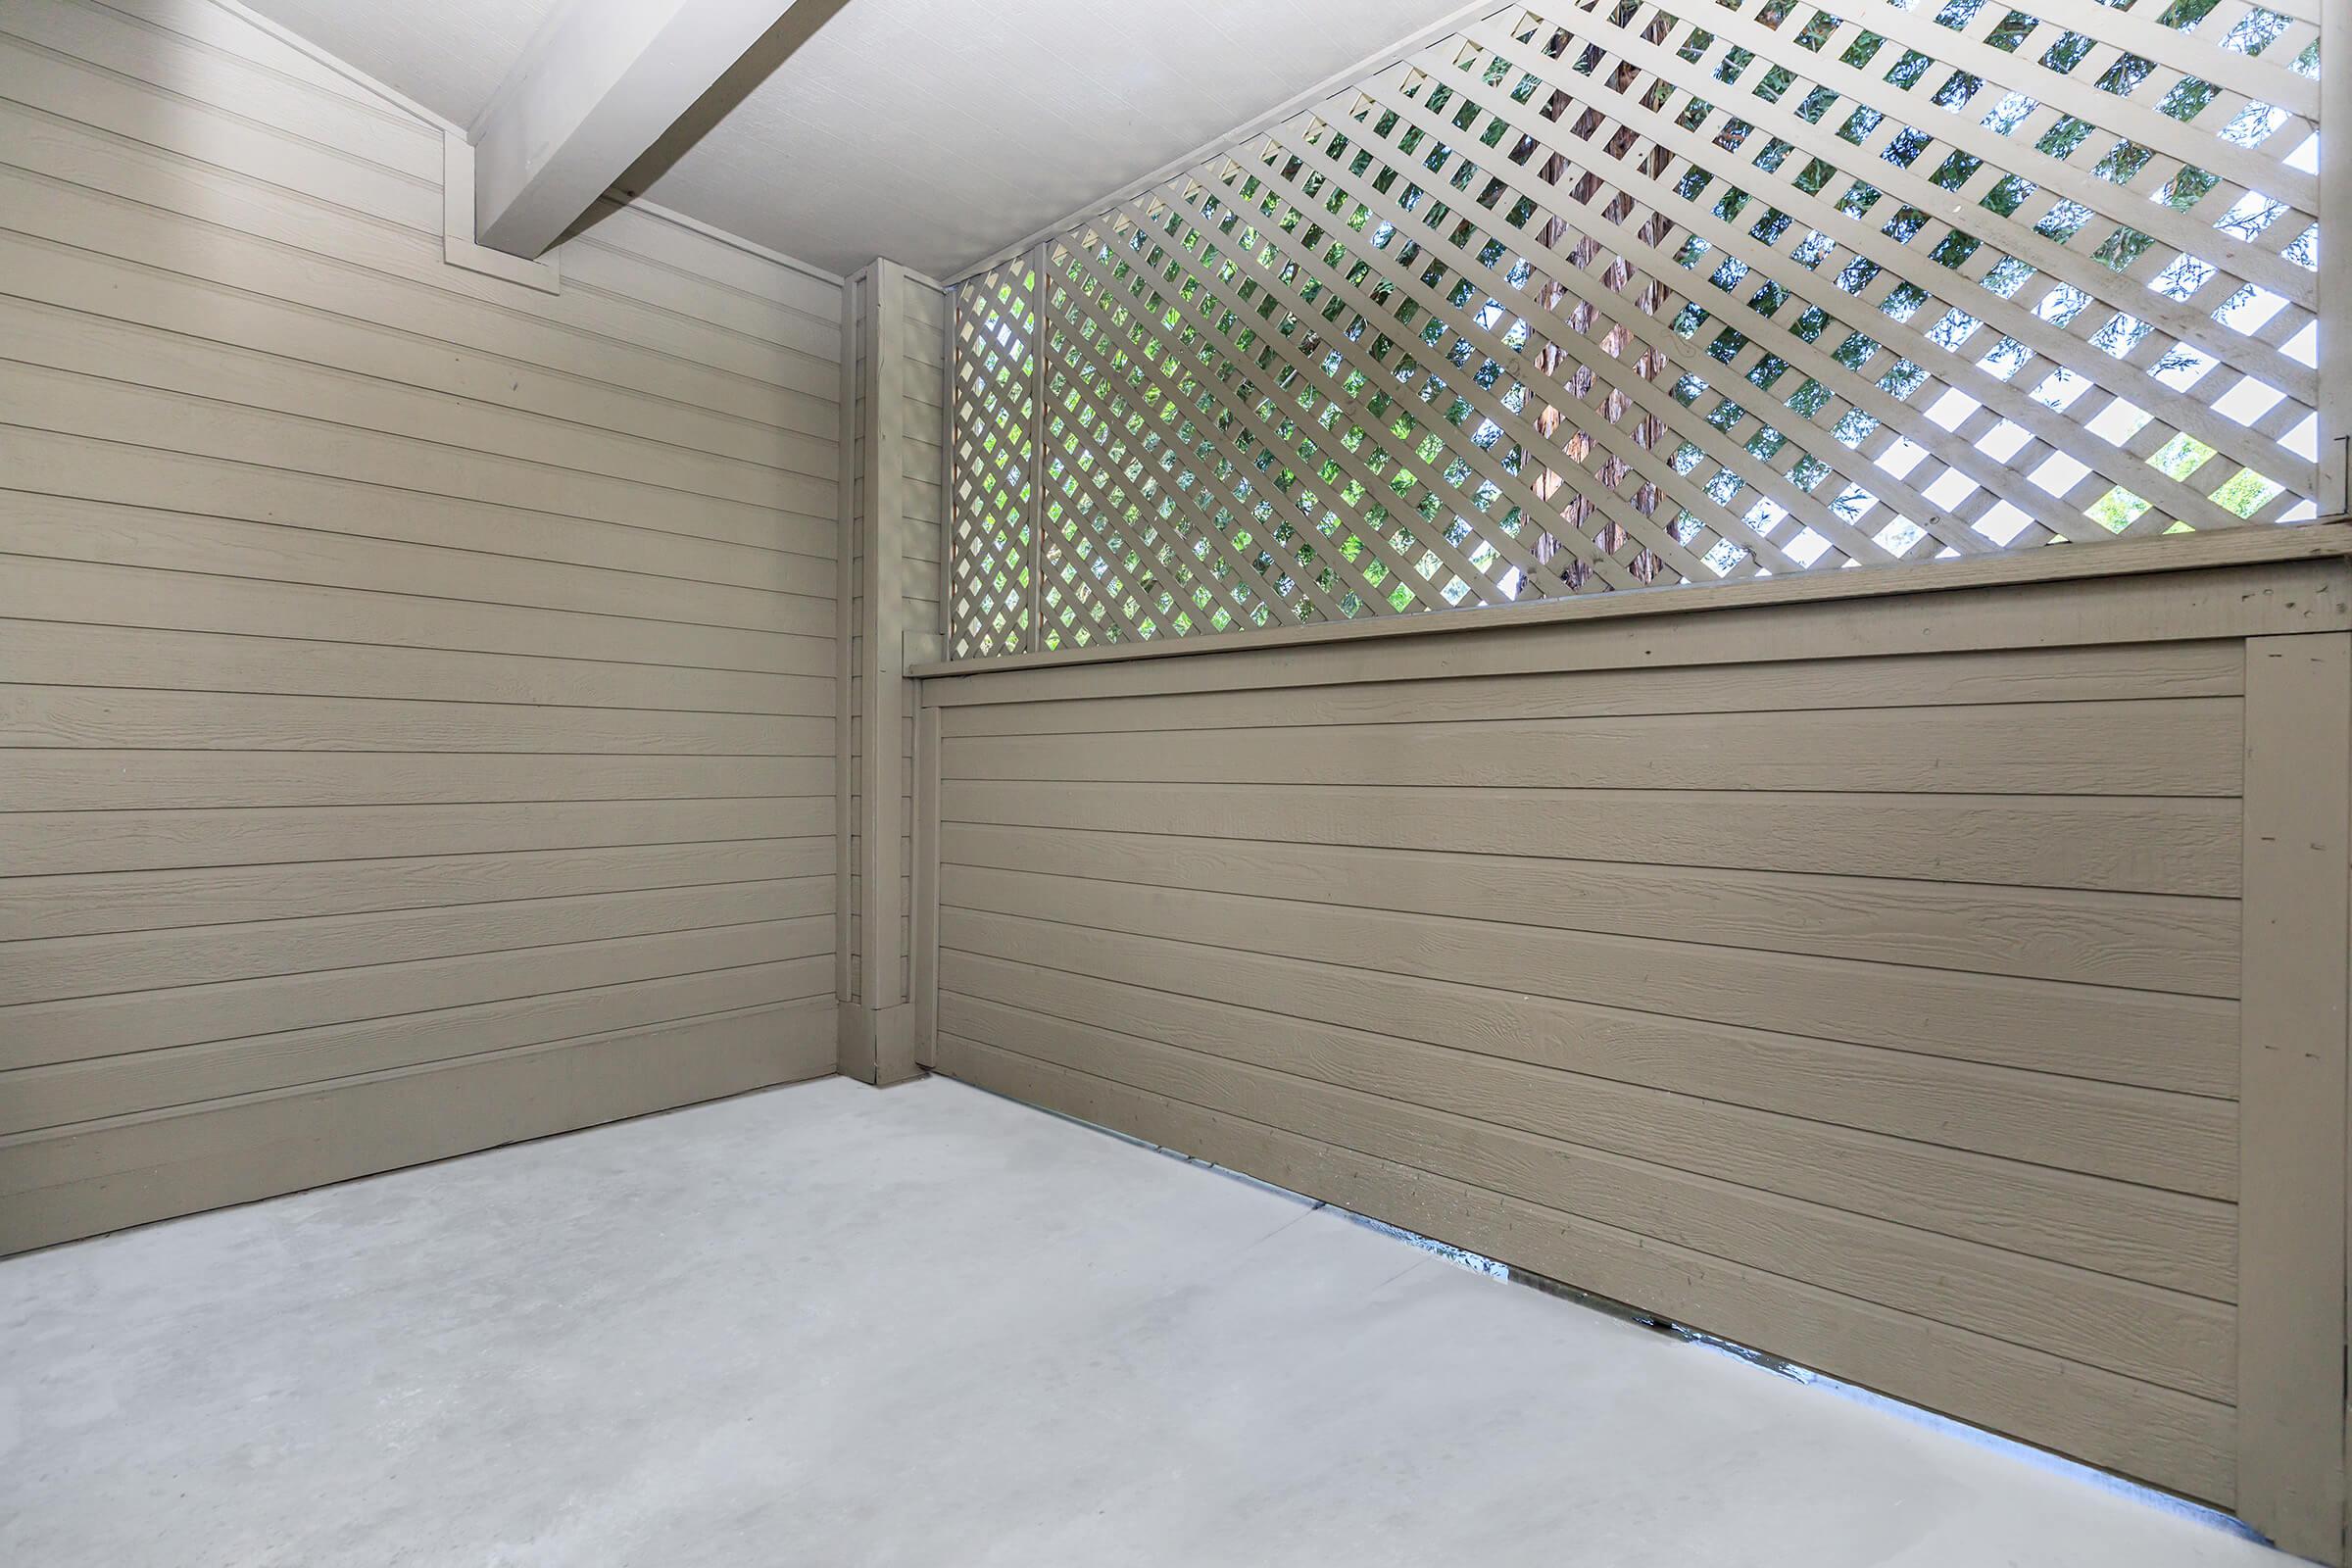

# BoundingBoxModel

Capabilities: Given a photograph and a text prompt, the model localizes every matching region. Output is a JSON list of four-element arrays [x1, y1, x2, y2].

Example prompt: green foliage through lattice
[[945, 0, 2322, 658]]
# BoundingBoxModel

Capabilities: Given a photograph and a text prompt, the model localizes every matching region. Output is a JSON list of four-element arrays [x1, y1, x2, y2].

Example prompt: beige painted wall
[[915, 536, 2352, 1558], [0, 0, 842, 1254], [839, 261, 948, 1080]]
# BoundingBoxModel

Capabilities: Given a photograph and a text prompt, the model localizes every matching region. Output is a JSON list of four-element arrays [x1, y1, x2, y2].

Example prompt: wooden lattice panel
[[948, 0, 2326, 654], [948, 261, 1040, 659]]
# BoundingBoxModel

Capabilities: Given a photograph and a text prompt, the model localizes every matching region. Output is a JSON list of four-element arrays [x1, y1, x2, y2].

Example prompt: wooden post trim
[[2239, 631, 2352, 1563], [837, 261, 925, 1084], [2321, 0, 2350, 519], [858, 260, 909, 1016], [940, 282, 957, 643], [910, 698, 942, 1071], [831, 266, 861, 1005]]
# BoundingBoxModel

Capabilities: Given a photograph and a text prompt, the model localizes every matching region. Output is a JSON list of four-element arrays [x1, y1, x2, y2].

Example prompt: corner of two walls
[[0, 0, 848, 1253], [834, 260, 951, 1085]]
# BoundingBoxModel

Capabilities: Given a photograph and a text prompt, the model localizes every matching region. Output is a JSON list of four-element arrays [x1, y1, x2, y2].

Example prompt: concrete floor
[[1, 1077, 2286, 1567]]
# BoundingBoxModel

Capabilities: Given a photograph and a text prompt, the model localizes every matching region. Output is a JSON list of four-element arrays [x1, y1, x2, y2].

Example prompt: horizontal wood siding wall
[[921, 548, 2352, 1539], [0, 0, 841, 1253]]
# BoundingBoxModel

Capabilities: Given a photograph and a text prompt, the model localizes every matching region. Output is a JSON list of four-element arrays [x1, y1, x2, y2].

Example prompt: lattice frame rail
[[948, 0, 2335, 658]]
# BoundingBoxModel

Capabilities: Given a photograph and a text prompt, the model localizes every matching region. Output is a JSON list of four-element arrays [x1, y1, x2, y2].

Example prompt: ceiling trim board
[[201, 0, 460, 135], [614, 195, 850, 288]]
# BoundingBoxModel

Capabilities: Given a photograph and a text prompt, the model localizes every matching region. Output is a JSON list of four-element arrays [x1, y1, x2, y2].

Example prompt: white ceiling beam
[[469, 0, 811, 260]]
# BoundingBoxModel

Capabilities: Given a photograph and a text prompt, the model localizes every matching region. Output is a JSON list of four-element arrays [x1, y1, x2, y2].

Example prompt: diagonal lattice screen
[[947, 0, 2325, 657], [949, 263, 1042, 660]]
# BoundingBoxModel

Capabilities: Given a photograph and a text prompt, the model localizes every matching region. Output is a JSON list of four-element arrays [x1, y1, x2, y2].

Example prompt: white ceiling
[[244, 0, 569, 131], [243, 0, 1472, 278]]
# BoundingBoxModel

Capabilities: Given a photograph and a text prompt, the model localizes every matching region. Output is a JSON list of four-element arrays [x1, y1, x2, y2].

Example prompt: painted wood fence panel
[[916, 534, 2352, 1559], [0, 0, 842, 1254]]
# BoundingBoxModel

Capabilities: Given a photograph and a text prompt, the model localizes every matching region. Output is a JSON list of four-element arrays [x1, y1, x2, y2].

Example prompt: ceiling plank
[[470, 0, 811, 260]]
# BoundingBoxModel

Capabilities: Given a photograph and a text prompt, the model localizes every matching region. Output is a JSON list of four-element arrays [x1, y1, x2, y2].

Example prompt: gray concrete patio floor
[[0, 1074, 2287, 1566]]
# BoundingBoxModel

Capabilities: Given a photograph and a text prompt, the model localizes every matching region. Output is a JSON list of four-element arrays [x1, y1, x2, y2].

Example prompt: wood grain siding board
[[97, 0, 383, 107], [0, 423, 825, 591], [0, 358, 829, 549], [937, 642, 2254, 735], [1, 916, 833, 1073], [0, 687, 829, 755], [0, 620, 830, 714], [0, 222, 840, 473], [942, 781, 2243, 897], [0, 293, 836, 507], [0, 490, 831, 636], [0, 877, 830, 1005], [559, 238, 841, 365], [14, 0, 426, 144], [940, 824, 2240, 997], [0, 958, 833, 1136], [939, 868, 2236, 1099], [940, 702, 2243, 797], [931, 930, 2220, 1212], [0, 838, 834, 941], [574, 202, 841, 318], [0, 754, 829, 812], [0, 0, 841, 1252], [0, 0, 437, 176], [936, 1035, 2237, 1508], [0, 194, 838, 460], [0, 555, 819, 675], [2235, 633, 2352, 1559], [0, 999, 836, 1257], [0, 130, 840, 415], [936, 924, 2236, 1293], [941, 989, 2233, 1402], [0, 31, 440, 230], [0, 799, 833, 877]]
